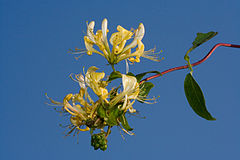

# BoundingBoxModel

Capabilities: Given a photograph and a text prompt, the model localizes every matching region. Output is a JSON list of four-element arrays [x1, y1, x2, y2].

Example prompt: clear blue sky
[[1, 0, 240, 159]]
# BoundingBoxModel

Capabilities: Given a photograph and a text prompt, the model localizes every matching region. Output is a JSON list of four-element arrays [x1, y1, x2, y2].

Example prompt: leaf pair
[[184, 32, 217, 120]]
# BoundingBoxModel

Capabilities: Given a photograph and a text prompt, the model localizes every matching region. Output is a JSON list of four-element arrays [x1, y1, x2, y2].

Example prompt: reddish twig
[[140, 43, 240, 84]]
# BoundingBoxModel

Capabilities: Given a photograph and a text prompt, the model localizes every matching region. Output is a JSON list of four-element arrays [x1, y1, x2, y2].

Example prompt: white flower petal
[[122, 74, 137, 94], [135, 23, 145, 41], [87, 21, 96, 43], [102, 18, 108, 42], [125, 59, 129, 74], [78, 74, 86, 89]]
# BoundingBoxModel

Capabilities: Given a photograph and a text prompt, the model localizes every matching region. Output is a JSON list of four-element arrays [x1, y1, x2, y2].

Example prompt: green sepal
[[184, 73, 216, 120], [119, 113, 133, 131], [135, 71, 161, 82], [137, 82, 155, 103], [107, 71, 122, 82]]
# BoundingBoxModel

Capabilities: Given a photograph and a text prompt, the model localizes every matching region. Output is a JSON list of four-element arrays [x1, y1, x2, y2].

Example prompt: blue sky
[[1, 0, 240, 159]]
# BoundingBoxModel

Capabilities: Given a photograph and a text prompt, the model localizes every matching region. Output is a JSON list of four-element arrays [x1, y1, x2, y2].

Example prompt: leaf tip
[[207, 117, 216, 121]]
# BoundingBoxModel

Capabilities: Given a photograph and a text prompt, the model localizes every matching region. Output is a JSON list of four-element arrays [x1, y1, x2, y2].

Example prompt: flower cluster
[[73, 18, 161, 64], [48, 18, 160, 151]]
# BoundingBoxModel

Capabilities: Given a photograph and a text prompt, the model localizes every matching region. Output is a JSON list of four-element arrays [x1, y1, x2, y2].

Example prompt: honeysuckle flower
[[85, 66, 108, 100], [120, 23, 145, 54], [84, 36, 103, 56], [63, 94, 87, 118], [120, 39, 162, 63], [122, 74, 139, 99], [72, 19, 161, 65], [121, 74, 139, 112], [69, 73, 96, 108], [84, 20, 109, 58], [70, 66, 109, 100], [109, 25, 133, 54], [110, 74, 139, 113], [46, 93, 91, 132], [125, 40, 145, 63]]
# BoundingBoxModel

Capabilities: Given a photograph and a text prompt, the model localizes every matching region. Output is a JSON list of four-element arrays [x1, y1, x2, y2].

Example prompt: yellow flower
[[63, 94, 87, 118], [46, 85, 98, 133], [121, 23, 145, 54], [126, 40, 145, 63], [70, 66, 109, 100], [63, 94, 92, 132], [84, 36, 102, 56], [109, 25, 133, 54], [84, 19, 110, 58], [85, 66, 108, 100], [46, 93, 91, 133]]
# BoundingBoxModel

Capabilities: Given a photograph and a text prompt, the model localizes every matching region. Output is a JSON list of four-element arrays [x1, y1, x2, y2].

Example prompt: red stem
[[140, 43, 240, 84]]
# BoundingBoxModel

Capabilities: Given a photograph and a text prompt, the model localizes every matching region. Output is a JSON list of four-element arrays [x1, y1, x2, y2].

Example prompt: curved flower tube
[[63, 94, 87, 120]]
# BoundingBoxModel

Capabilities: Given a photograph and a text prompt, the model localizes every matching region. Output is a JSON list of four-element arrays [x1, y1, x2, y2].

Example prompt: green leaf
[[184, 73, 216, 120], [135, 71, 161, 82], [119, 113, 133, 131], [107, 71, 122, 82], [107, 71, 135, 82], [137, 82, 154, 103], [184, 32, 218, 73], [192, 31, 218, 50]]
